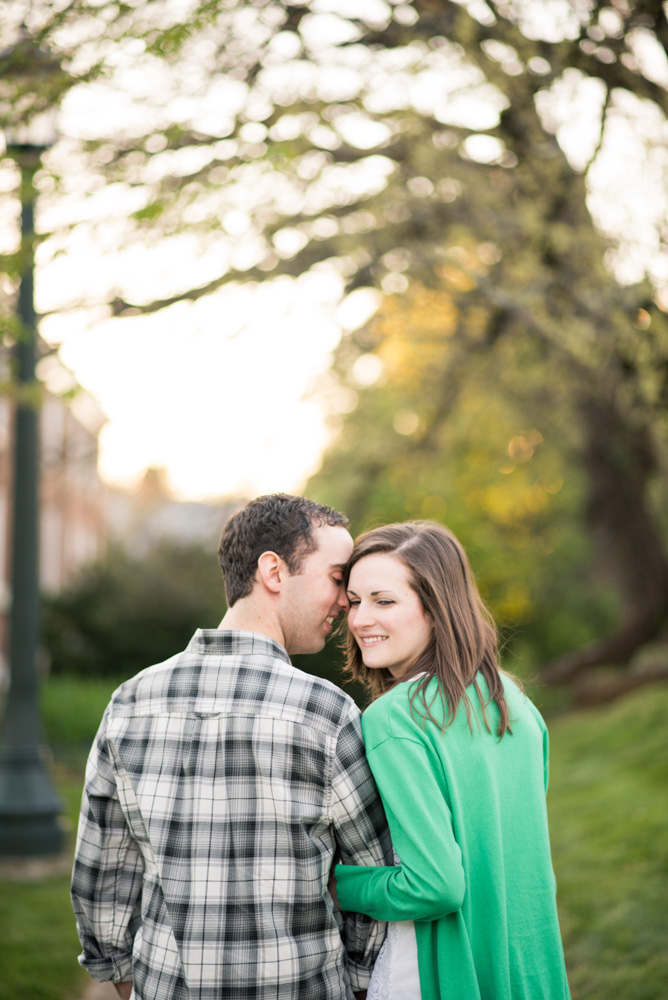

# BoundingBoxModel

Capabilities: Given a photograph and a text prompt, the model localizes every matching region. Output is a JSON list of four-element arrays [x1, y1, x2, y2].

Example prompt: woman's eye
[[377, 600, 395, 606], [347, 598, 360, 607]]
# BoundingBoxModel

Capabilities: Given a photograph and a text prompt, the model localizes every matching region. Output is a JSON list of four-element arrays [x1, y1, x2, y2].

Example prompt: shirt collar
[[186, 628, 291, 665]]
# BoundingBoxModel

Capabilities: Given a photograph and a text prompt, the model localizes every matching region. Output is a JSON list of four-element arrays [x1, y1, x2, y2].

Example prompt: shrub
[[42, 541, 226, 679]]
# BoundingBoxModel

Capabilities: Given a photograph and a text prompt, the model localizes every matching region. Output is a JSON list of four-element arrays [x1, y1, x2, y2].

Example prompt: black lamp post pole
[[0, 151, 63, 855]]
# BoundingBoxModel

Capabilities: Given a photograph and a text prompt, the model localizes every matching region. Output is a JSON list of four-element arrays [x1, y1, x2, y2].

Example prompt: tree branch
[[573, 662, 668, 706]]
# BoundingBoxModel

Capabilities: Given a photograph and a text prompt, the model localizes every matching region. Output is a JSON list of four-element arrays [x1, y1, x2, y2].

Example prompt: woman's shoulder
[[361, 676, 436, 745], [363, 674, 435, 716], [500, 672, 548, 732]]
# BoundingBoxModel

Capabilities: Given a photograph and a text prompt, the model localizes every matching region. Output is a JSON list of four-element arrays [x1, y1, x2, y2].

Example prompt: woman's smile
[[347, 553, 432, 679]]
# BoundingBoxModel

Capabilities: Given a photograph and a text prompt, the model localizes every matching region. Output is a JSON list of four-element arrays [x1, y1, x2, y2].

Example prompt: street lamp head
[[0, 24, 64, 156], [4, 108, 59, 152]]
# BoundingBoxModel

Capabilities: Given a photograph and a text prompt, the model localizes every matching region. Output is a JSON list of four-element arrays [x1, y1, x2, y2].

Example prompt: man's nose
[[336, 588, 350, 610]]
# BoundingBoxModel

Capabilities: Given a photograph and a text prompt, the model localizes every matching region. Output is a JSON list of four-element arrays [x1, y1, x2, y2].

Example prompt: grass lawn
[[0, 756, 93, 1000], [0, 676, 121, 1000], [546, 686, 668, 1000], [1, 675, 667, 999]]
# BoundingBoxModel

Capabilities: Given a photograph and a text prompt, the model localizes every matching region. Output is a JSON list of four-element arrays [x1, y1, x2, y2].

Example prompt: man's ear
[[257, 551, 285, 595]]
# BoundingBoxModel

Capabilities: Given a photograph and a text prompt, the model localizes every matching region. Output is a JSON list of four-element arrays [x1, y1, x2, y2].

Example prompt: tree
[[307, 280, 619, 677], [3, 0, 668, 699]]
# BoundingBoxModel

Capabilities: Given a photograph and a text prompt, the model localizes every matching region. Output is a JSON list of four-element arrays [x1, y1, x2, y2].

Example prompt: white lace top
[[367, 852, 421, 1000]]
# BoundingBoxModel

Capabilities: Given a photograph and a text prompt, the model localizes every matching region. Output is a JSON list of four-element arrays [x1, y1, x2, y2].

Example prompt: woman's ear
[[257, 551, 284, 594]]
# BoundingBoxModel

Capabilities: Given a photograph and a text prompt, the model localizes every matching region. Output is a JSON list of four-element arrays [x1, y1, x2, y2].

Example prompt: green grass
[[1, 676, 667, 999], [40, 674, 125, 750], [0, 676, 123, 1000], [546, 687, 668, 999], [0, 756, 91, 1000], [1, 873, 90, 1000]]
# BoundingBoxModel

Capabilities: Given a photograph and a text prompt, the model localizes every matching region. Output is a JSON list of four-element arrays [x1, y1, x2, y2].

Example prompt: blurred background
[[0, 0, 667, 997]]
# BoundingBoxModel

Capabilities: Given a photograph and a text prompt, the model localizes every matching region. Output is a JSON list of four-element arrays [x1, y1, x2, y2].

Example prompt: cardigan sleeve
[[329, 707, 392, 989], [335, 734, 466, 922]]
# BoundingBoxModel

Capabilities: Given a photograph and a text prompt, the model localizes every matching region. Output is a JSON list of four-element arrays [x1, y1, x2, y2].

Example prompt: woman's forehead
[[349, 552, 412, 588]]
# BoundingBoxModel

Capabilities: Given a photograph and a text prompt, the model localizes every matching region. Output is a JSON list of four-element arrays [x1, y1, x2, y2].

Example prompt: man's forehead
[[311, 523, 353, 560]]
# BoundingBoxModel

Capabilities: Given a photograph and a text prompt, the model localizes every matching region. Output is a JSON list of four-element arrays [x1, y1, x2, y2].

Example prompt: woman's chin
[[361, 655, 383, 670], [363, 657, 391, 672]]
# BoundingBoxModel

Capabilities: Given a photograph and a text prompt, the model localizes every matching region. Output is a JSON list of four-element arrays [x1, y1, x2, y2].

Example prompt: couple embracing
[[71, 493, 571, 1000]]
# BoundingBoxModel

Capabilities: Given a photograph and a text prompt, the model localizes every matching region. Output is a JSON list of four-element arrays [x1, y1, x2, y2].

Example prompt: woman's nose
[[351, 602, 375, 628]]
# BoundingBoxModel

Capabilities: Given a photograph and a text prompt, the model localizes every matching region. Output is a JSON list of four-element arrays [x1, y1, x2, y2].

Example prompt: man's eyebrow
[[330, 563, 346, 571]]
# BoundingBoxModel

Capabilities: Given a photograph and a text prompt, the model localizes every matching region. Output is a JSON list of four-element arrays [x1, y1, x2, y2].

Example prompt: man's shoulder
[[108, 629, 358, 736], [110, 629, 283, 701], [268, 657, 360, 734]]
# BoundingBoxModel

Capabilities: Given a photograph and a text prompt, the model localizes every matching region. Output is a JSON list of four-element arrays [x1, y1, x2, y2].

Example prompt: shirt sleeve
[[70, 708, 144, 983], [335, 733, 466, 923], [329, 707, 393, 990]]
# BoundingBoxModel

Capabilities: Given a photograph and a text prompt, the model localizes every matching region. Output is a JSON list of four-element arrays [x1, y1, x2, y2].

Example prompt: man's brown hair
[[219, 493, 348, 607]]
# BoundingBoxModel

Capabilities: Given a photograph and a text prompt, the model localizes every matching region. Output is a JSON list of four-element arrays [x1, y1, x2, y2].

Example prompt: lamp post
[[0, 34, 64, 855]]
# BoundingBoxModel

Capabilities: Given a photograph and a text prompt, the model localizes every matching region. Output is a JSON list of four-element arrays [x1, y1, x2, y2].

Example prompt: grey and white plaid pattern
[[72, 630, 391, 999]]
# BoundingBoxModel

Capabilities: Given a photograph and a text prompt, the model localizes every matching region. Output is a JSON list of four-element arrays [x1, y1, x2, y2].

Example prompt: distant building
[[0, 349, 237, 689], [39, 390, 108, 592], [0, 353, 108, 684], [106, 466, 235, 555]]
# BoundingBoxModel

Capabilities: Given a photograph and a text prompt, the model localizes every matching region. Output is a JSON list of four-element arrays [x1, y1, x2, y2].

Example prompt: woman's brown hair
[[344, 521, 516, 737]]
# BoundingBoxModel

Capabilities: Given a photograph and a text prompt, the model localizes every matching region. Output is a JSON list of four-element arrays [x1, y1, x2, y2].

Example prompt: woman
[[331, 522, 570, 1000]]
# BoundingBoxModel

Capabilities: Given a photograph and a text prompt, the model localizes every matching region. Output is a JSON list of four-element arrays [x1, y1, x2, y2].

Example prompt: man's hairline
[[256, 555, 348, 578], [258, 520, 350, 578]]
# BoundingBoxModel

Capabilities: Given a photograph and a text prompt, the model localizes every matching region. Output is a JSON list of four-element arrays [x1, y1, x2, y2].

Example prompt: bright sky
[[41, 271, 379, 500], [26, 5, 391, 502], [19, 2, 485, 502], [5, 1, 667, 502]]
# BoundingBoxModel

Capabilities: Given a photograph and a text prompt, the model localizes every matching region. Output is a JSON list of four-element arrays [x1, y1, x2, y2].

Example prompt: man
[[71, 494, 391, 1000]]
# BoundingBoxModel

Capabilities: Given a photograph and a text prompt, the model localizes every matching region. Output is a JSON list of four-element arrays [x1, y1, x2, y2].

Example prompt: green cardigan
[[336, 674, 571, 1000]]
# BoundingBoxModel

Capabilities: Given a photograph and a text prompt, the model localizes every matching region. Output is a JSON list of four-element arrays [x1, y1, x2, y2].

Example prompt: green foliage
[[42, 540, 225, 679], [309, 293, 620, 668]]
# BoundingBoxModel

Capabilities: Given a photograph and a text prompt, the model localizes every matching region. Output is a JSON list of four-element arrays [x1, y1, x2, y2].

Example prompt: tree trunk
[[543, 396, 668, 684]]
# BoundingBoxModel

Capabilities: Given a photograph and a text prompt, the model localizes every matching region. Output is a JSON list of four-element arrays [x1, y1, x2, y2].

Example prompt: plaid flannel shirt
[[71, 629, 391, 999]]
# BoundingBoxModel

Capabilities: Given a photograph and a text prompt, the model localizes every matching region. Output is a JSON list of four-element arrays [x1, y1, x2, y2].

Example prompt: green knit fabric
[[336, 674, 571, 1000]]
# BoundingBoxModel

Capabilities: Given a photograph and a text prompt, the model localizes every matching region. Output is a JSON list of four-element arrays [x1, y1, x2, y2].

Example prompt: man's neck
[[218, 602, 287, 650]]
